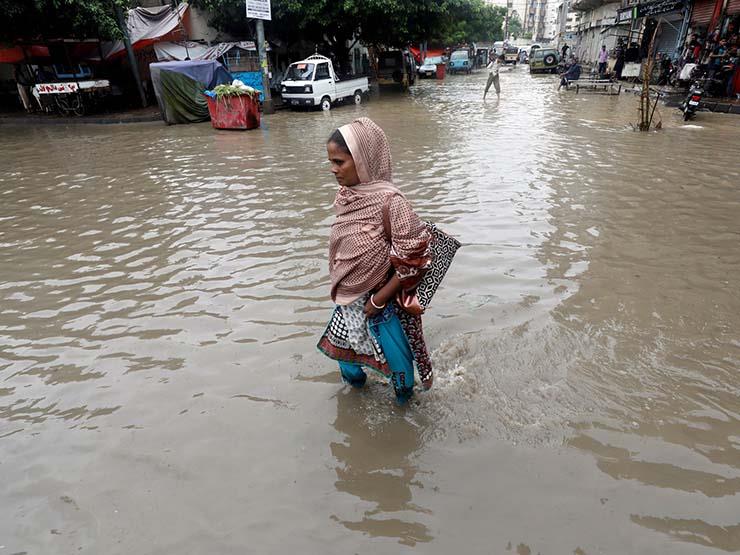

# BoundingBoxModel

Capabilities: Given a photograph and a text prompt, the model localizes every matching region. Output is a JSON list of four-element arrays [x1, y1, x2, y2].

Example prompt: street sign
[[246, 0, 271, 20]]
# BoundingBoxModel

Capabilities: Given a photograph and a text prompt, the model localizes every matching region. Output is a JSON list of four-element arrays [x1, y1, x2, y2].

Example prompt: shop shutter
[[656, 20, 681, 54], [726, 0, 740, 15], [691, 0, 715, 26]]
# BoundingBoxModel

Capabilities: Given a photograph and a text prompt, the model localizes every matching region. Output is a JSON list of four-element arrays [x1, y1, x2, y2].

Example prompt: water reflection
[[631, 515, 740, 552], [330, 388, 432, 546], [568, 434, 740, 497], [528, 85, 740, 549]]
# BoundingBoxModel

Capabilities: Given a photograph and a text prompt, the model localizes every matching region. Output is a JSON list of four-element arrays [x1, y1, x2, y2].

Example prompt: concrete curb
[[0, 113, 162, 125]]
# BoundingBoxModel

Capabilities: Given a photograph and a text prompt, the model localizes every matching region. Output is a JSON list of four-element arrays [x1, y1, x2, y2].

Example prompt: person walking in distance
[[598, 45, 609, 76], [484, 53, 502, 99]]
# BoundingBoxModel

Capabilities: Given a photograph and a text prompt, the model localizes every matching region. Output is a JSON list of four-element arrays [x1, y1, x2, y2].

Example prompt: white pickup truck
[[280, 54, 369, 111]]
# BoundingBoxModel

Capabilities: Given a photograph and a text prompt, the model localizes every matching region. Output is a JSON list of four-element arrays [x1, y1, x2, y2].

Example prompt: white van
[[280, 54, 369, 111]]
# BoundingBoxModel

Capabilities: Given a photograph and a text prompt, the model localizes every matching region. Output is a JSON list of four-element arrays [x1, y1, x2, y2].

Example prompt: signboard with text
[[616, 7, 634, 22], [636, 0, 683, 17], [246, 0, 271, 20]]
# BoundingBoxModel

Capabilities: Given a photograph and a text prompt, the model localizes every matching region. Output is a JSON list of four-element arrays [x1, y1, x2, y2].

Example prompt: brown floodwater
[[1, 67, 739, 554]]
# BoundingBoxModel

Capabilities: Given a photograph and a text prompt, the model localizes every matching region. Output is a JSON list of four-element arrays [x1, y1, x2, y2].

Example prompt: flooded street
[[1, 66, 739, 554]]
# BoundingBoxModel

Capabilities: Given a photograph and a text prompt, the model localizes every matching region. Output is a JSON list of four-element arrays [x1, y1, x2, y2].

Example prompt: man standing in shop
[[598, 45, 609, 76]]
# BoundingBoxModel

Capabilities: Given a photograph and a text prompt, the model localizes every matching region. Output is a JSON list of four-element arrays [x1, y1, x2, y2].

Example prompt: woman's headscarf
[[329, 118, 430, 304]]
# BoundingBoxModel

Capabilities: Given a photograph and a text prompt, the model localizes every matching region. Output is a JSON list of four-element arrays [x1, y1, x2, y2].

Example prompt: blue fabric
[[339, 304, 415, 404], [231, 71, 265, 101], [151, 60, 233, 89], [339, 361, 367, 387]]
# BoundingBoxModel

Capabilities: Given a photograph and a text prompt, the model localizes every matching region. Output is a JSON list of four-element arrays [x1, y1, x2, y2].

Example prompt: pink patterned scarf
[[329, 118, 430, 304]]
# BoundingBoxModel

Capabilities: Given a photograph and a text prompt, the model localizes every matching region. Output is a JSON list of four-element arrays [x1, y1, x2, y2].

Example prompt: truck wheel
[[353, 90, 362, 105], [321, 96, 331, 111]]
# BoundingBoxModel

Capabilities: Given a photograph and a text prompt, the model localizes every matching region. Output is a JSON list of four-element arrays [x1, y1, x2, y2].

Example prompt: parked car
[[529, 43, 542, 60], [448, 49, 472, 74], [504, 46, 519, 65], [280, 54, 369, 110], [418, 56, 443, 78], [529, 48, 560, 74], [377, 50, 417, 88]]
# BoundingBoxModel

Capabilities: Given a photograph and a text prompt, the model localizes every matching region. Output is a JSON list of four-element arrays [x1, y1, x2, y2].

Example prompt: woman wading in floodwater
[[317, 117, 434, 404]]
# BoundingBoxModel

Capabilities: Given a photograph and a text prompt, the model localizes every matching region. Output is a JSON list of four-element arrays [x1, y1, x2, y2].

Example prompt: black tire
[[353, 90, 362, 105], [321, 96, 331, 111], [544, 54, 556, 66], [683, 110, 691, 121]]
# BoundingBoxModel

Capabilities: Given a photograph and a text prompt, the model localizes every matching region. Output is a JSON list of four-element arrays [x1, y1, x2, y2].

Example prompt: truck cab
[[280, 54, 369, 111], [376, 50, 417, 89]]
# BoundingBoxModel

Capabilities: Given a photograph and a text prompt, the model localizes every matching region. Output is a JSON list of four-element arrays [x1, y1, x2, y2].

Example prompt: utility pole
[[114, 3, 147, 108], [558, 0, 570, 49], [255, 19, 274, 114], [505, 0, 512, 40]]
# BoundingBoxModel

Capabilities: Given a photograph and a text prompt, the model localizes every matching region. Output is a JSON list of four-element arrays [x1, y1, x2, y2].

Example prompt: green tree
[[508, 13, 523, 40], [0, 0, 131, 42], [191, 0, 505, 55]]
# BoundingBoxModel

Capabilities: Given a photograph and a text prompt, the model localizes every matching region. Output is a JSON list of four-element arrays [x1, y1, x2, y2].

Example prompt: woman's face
[[327, 141, 360, 187]]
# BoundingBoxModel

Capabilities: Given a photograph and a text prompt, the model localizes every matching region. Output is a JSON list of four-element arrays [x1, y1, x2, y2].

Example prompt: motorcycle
[[680, 80, 704, 121], [657, 57, 677, 86]]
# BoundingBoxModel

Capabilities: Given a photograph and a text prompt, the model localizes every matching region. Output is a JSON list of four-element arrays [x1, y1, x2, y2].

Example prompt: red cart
[[205, 93, 260, 130]]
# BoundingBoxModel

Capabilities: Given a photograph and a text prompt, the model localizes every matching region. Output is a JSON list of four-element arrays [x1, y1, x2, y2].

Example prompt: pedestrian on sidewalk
[[598, 45, 609, 76], [484, 53, 503, 99], [317, 117, 434, 405]]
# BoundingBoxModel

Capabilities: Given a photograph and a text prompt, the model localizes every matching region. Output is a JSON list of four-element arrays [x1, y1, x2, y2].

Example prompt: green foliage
[[0, 0, 132, 42], [190, 0, 505, 50], [212, 82, 258, 99], [508, 13, 523, 40]]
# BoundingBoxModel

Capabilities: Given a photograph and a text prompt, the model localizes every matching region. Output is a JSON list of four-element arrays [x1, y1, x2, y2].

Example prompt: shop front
[[688, 0, 740, 96], [619, 0, 689, 58]]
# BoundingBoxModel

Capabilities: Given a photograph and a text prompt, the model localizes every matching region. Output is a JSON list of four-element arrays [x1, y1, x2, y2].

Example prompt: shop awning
[[409, 46, 446, 64], [103, 3, 189, 59], [154, 41, 269, 62], [0, 45, 50, 64]]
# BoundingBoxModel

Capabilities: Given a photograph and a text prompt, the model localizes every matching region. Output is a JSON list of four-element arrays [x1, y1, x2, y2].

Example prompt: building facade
[[571, 0, 624, 63]]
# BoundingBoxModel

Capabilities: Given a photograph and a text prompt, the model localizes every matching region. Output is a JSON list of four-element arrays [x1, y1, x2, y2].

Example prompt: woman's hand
[[363, 275, 402, 317], [363, 295, 385, 318]]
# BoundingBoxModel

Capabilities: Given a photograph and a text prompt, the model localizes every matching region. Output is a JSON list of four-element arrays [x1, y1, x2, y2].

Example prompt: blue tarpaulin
[[231, 71, 264, 101], [150, 60, 233, 124]]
